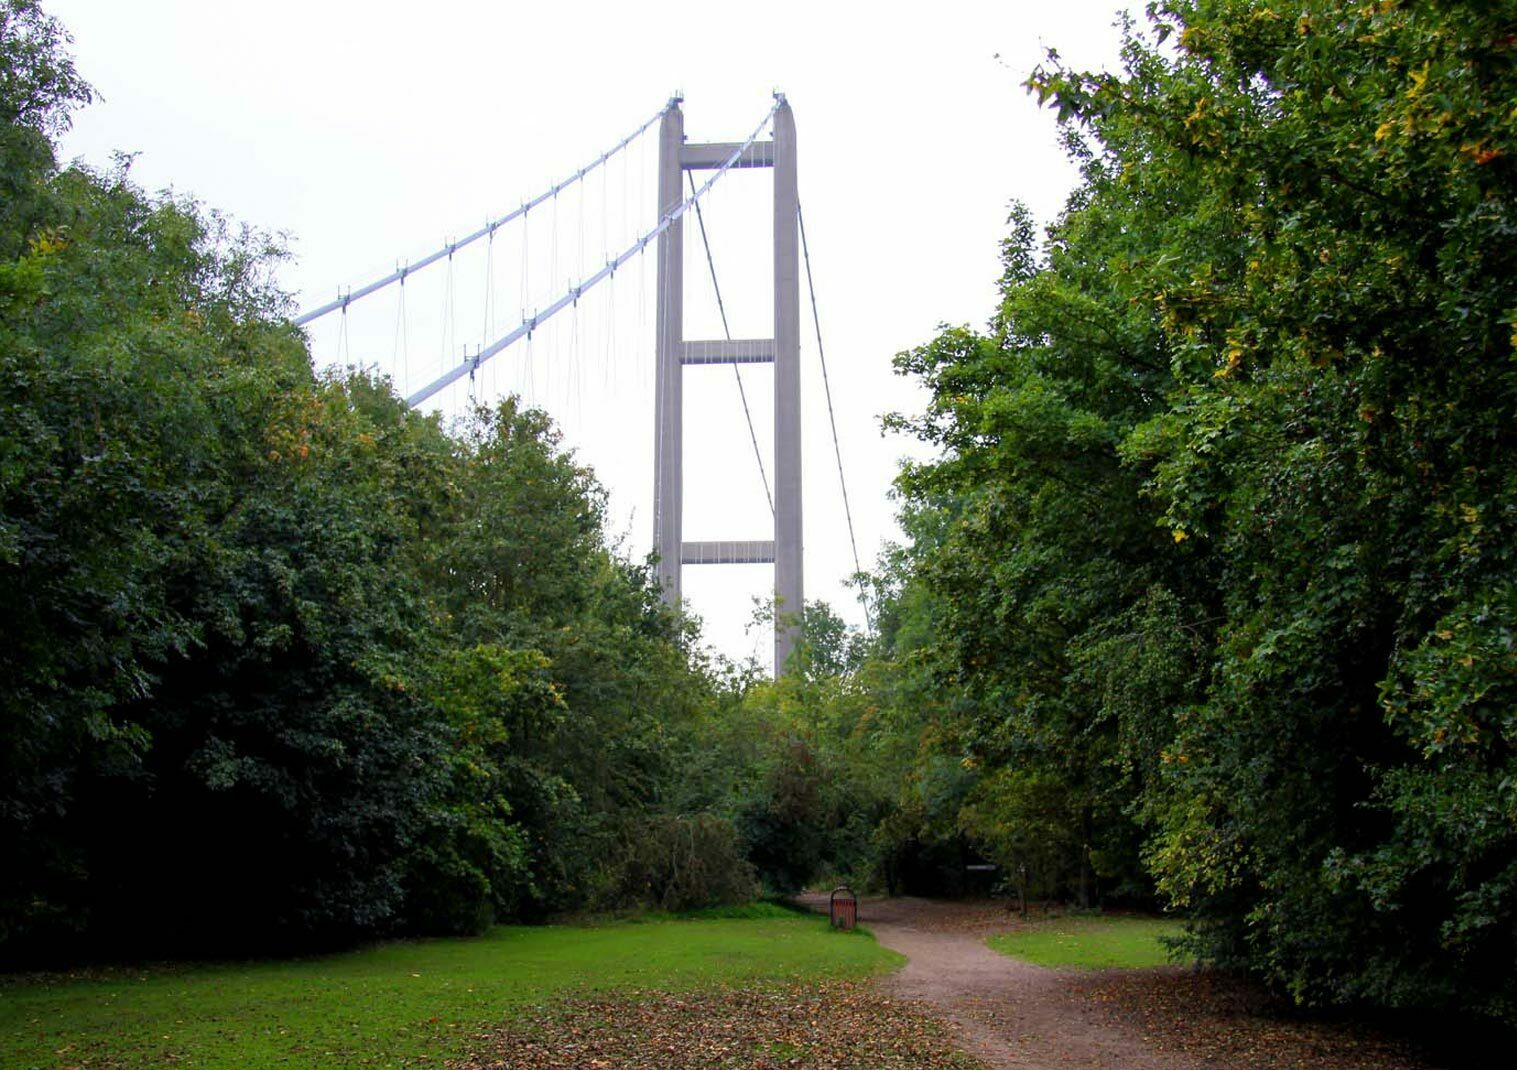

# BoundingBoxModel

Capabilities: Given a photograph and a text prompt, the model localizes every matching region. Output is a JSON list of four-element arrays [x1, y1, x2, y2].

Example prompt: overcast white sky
[[49, 0, 1139, 669]]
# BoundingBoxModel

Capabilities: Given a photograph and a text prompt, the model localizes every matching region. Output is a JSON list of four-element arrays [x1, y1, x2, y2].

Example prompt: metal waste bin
[[829, 885, 858, 930]]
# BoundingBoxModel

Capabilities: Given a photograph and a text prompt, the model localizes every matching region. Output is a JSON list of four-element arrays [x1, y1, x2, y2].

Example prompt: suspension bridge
[[296, 96, 860, 675]]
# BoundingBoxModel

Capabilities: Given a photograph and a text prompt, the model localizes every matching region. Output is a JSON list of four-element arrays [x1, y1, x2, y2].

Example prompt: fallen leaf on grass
[[450, 982, 984, 1070], [1071, 967, 1433, 1070]]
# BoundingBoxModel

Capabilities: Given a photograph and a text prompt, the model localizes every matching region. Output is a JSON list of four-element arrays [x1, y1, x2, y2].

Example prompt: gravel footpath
[[797, 894, 1439, 1070]]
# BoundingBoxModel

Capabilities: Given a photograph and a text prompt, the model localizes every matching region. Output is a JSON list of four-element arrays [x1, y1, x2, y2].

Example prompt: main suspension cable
[[798, 201, 863, 582], [406, 102, 780, 409], [294, 100, 673, 327], [687, 171, 774, 516]]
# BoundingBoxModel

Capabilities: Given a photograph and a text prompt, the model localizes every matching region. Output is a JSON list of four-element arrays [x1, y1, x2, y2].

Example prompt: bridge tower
[[653, 96, 802, 675]]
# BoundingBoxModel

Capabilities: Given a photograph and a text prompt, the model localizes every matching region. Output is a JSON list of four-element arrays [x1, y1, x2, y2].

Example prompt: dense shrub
[[611, 814, 758, 912]]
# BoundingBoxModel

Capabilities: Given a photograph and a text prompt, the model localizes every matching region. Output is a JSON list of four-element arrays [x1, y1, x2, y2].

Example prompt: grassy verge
[[985, 914, 1186, 969], [1, 908, 899, 1069]]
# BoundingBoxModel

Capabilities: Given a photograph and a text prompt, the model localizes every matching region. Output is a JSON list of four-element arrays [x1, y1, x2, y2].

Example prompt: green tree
[[886, 194, 1188, 906], [0, 0, 88, 257], [1010, 0, 1516, 1020], [0, 1, 748, 960], [421, 398, 719, 918], [879, 0, 1517, 1025]]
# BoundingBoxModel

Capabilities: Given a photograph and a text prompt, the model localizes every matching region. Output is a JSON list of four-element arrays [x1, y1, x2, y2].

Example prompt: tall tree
[[894, 0, 1517, 1020]]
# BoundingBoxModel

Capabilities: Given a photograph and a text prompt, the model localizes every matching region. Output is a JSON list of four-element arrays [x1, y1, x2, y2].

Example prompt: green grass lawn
[[0, 905, 899, 1070], [985, 914, 1186, 969]]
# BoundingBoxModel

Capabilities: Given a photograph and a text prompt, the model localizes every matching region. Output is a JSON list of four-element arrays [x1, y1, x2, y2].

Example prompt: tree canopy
[[879, 0, 1517, 1025], [0, 0, 733, 958]]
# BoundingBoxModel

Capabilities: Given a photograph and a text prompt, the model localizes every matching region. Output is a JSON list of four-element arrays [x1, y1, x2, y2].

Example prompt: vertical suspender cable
[[797, 202, 863, 585], [394, 273, 409, 396]]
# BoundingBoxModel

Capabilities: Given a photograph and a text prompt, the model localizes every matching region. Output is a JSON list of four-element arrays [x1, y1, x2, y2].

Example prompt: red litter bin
[[830, 885, 858, 931]]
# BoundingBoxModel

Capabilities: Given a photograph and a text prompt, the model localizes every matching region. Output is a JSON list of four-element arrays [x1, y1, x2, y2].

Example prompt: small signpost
[[829, 885, 858, 931]]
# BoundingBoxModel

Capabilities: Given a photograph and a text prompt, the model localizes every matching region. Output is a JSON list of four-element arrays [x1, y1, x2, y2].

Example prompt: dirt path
[[798, 894, 1202, 1070]]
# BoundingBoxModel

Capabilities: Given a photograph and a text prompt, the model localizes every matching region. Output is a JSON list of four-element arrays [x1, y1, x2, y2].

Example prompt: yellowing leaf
[[1406, 63, 1430, 97]]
